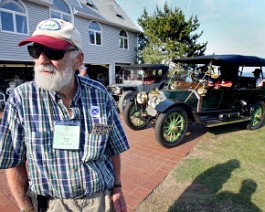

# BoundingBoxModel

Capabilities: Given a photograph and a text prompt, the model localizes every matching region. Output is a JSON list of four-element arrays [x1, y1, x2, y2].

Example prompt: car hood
[[108, 81, 143, 88]]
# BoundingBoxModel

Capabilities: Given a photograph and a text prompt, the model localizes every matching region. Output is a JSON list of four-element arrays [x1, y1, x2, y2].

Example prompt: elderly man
[[0, 19, 129, 212]]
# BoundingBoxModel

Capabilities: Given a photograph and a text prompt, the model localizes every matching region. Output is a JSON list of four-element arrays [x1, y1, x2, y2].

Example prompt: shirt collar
[[46, 75, 81, 105]]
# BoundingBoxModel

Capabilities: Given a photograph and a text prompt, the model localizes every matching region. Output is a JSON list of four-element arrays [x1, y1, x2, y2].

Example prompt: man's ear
[[74, 52, 84, 70]]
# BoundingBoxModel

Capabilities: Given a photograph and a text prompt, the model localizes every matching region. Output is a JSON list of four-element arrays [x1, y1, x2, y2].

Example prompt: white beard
[[34, 64, 74, 92]]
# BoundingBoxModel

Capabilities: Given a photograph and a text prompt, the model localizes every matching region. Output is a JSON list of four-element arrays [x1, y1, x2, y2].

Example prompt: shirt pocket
[[81, 132, 110, 162], [25, 131, 54, 167]]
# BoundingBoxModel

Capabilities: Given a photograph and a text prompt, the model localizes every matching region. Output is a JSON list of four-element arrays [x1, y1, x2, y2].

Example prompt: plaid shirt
[[0, 76, 129, 198]]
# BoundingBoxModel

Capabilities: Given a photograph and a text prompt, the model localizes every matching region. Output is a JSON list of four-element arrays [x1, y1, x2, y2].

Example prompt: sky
[[115, 0, 265, 57]]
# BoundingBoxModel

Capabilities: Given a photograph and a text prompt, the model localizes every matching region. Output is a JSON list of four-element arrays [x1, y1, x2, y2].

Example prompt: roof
[[173, 54, 265, 67], [74, 0, 140, 32]]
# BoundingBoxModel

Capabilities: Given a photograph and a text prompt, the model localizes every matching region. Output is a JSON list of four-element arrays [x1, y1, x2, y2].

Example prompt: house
[[0, 0, 140, 93]]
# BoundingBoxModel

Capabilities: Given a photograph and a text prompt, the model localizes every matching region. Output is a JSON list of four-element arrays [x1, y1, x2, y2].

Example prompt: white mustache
[[34, 63, 74, 92], [35, 64, 56, 74]]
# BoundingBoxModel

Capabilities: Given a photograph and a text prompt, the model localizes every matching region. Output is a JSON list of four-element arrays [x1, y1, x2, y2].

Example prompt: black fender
[[257, 95, 265, 103], [247, 93, 265, 105], [155, 99, 195, 123], [155, 99, 175, 113]]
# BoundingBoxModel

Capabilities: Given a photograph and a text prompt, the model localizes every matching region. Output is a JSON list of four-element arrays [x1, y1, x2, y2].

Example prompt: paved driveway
[[120, 116, 206, 211], [0, 112, 206, 211]]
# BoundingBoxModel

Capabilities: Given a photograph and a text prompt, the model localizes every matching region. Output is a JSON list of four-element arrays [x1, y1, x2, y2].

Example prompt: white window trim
[[119, 29, 129, 50], [50, 8, 72, 21], [0, 0, 29, 35], [50, 0, 73, 23], [88, 21, 102, 46]]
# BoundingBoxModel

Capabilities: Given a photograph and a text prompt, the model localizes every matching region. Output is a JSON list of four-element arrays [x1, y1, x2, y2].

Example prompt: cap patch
[[18, 18, 83, 50], [38, 19, 62, 31]]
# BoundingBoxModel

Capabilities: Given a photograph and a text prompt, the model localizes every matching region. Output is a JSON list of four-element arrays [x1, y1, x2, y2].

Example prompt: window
[[0, 0, 28, 34], [51, 0, 71, 22], [119, 30, 128, 49], [85, 0, 94, 7], [89, 21, 101, 45], [112, 5, 123, 18]]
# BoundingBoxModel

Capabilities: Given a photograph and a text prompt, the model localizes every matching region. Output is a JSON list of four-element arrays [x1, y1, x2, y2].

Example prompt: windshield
[[123, 69, 144, 82], [167, 62, 264, 91]]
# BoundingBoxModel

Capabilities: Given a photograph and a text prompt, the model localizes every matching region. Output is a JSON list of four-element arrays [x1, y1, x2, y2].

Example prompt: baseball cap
[[18, 18, 82, 50], [80, 65, 86, 70]]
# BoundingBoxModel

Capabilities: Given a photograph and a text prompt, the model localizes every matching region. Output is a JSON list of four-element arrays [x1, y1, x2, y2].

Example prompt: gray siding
[[0, 0, 139, 84], [76, 18, 137, 64], [0, 1, 50, 62]]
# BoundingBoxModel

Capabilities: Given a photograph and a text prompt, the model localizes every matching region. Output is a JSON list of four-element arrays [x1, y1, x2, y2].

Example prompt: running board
[[204, 117, 251, 127]]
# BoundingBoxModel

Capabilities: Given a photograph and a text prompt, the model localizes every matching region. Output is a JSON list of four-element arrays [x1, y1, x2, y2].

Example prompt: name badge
[[53, 120, 81, 150]]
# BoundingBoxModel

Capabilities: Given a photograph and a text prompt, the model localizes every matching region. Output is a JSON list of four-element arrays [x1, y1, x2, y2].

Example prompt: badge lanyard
[[49, 94, 81, 150]]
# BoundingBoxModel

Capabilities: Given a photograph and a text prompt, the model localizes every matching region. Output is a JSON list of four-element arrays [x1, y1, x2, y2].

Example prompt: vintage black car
[[124, 55, 265, 148], [107, 64, 169, 113]]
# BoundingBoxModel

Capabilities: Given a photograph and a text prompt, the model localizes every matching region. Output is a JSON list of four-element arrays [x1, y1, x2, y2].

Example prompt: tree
[[137, 2, 207, 64], [136, 32, 148, 64]]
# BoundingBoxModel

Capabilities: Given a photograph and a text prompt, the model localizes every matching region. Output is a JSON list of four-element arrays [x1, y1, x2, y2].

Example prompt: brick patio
[[0, 111, 206, 211]]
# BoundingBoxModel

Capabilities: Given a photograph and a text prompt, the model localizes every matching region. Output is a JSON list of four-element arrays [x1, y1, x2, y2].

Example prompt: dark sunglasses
[[27, 44, 78, 60]]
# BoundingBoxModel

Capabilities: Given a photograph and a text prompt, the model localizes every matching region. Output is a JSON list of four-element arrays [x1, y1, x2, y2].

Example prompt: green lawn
[[136, 124, 265, 212]]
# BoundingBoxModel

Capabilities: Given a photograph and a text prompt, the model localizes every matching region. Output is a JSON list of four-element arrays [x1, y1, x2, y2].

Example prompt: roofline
[[75, 10, 140, 33]]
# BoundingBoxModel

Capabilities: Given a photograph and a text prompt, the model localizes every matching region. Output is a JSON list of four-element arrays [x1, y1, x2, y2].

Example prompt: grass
[[136, 124, 265, 212]]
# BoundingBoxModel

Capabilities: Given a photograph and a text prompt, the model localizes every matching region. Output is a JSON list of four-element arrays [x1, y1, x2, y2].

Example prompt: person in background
[[253, 68, 264, 88], [0, 18, 129, 212], [78, 65, 89, 78]]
